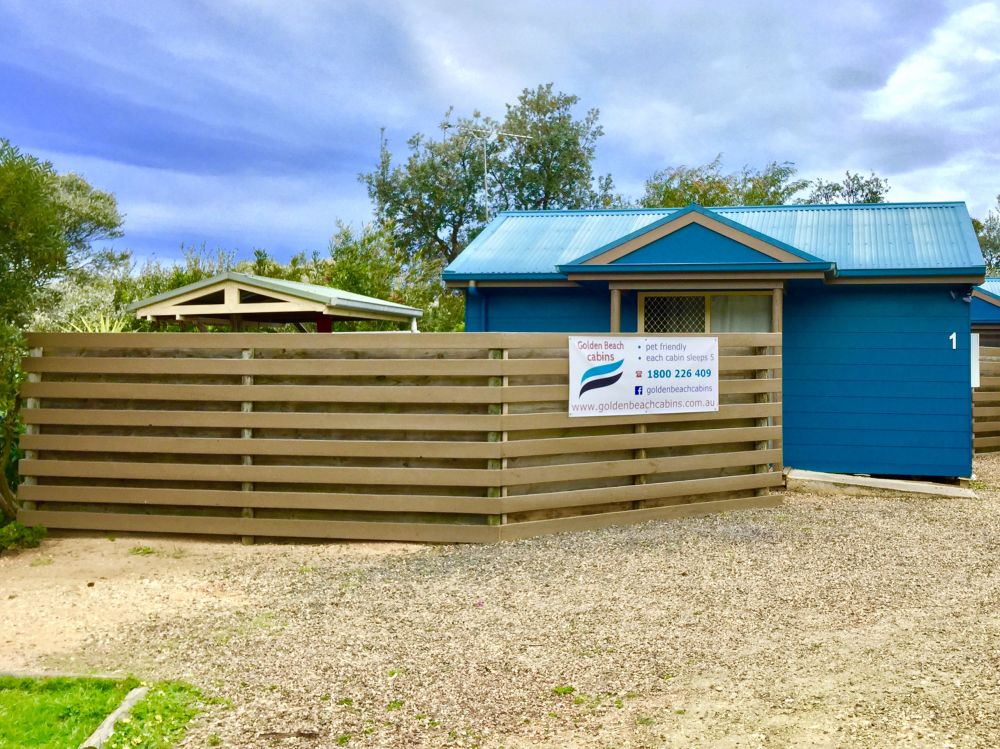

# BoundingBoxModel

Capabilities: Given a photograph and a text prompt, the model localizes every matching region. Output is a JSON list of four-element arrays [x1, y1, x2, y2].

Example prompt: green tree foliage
[[0, 324, 23, 519], [804, 170, 891, 204], [361, 83, 608, 263], [639, 155, 809, 207], [55, 172, 126, 275], [320, 222, 463, 332], [364, 121, 488, 263], [0, 139, 124, 518], [975, 194, 1000, 274], [40, 232, 464, 335], [0, 140, 67, 327], [494, 83, 608, 211]]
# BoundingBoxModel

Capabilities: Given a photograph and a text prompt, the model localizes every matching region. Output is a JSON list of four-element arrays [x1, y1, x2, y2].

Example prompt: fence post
[[486, 347, 505, 527], [632, 423, 647, 508], [19, 347, 42, 512], [240, 348, 255, 544], [753, 339, 771, 495]]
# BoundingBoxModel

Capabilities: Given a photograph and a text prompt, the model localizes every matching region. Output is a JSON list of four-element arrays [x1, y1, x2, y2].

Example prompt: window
[[640, 293, 773, 333], [643, 295, 706, 333]]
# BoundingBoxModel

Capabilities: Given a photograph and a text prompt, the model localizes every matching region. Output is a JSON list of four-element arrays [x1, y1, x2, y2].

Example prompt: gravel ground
[[4, 460, 1000, 748]]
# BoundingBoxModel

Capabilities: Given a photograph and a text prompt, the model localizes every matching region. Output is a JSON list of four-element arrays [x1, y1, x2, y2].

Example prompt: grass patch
[[105, 681, 204, 749], [0, 675, 138, 749], [0, 676, 203, 749]]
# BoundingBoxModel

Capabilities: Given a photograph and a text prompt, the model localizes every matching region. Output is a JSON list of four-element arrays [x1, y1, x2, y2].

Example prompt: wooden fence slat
[[25, 331, 781, 351], [21, 356, 780, 379], [21, 381, 565, 404], [502, 425, 780, 458], [498, 494, 784, 541], [22, 408, 502, 432], [17, 510, 501, 543], [501, 471, 783, 513], [22, 356, 506, 377], [502, 448, 781, 486], [20, 434, 500, 460], [499, 332, 782, 349], [18, 474, 781, 515], [17, 484, 502, 514], [24, 332, 510, 350], [19, 459, 500, 487], [503, 402, 781, 431]]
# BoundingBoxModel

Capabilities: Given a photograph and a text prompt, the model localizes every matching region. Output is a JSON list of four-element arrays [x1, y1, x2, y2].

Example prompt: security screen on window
[[641, 294, 772, 333]]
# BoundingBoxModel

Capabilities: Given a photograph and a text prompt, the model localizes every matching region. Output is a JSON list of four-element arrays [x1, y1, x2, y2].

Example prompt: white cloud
[[863, 2, 1000, 128], [33, 148, 372, 257], [889, 148, 1000, 218], [4, 0, 996, 257]]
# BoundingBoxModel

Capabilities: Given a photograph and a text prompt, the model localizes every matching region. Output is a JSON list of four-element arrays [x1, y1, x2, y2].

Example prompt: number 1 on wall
[[949, 332, 956, 349]]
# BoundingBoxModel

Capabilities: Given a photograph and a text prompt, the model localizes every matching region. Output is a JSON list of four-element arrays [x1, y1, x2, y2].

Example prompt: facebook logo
[[634, 385, 643, 395]]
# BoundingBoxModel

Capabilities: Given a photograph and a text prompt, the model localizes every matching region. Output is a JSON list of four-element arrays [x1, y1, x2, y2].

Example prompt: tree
[[0, 140, 67, 328], [804, 170, 891, 204], [0, 324, 22, 519], [975, 194, 1000, 274], [363, 121, 487, 263], [321, 221, 463, 332], [639, 155, 808, 207], [493, 83, 607, 212], [0, 139, 124, 519], [55, 172, 126, 276], [361, 84, 608, 263]]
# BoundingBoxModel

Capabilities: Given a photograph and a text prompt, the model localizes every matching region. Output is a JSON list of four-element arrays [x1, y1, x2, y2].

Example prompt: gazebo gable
[[133, 277, 328, 320], [127, 272, 422, 329]]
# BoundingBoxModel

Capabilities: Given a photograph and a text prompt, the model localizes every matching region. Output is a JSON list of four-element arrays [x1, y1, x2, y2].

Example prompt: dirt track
[[2, 461, 999, 748]]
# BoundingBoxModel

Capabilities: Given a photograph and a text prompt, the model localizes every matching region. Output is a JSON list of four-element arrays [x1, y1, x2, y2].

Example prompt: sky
[[2, 0, 998, 264]]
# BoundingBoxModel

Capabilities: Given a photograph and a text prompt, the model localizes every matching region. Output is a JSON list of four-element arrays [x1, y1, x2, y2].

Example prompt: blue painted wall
[[465, 287, 613, 332], [971, 295, 1000, 324], [611, 223, 780, 265], [464, 281, 973, 478], [783, 281, 971, 478]]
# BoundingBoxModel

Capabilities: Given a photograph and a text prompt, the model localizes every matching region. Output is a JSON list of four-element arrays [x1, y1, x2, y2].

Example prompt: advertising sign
[[568, 336, 719, 417]]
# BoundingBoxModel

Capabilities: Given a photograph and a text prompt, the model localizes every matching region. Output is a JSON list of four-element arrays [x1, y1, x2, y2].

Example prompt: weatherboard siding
[[972, 296, 1000, 325], [782, 281, 971, 478], [465, 287, 614, 332]]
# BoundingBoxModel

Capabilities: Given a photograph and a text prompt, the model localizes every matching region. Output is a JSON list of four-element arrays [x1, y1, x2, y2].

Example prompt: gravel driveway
[[3, 459, 1000, 748]]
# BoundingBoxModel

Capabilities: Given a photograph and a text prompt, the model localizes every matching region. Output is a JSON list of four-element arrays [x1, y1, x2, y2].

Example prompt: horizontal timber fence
[[17, 332, 782, 542], [974, 345, 1000, 453]]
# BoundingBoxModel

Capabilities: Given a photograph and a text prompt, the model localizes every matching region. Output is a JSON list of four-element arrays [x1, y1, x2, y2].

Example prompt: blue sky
[[2, 0, 998, 264]]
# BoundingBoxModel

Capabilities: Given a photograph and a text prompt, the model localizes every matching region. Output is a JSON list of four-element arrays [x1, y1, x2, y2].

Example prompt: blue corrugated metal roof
[[444, 202, 984, 279], [980, 277, 1000, 300]]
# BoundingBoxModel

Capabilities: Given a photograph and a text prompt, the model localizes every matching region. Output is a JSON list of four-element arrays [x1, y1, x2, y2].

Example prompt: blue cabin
[[444, 203, 985, 479], [972, 278, 1000, 344]]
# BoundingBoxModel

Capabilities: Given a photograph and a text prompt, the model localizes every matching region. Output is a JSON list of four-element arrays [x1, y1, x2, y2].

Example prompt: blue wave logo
[[579, 358, 624, 397]]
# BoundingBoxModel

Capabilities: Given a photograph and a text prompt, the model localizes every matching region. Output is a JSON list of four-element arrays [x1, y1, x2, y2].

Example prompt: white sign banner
[[568, 336, 719, 417]]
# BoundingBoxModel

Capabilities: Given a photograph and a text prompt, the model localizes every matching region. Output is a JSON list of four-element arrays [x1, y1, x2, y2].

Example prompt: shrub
[[0, 521, 46, 554]]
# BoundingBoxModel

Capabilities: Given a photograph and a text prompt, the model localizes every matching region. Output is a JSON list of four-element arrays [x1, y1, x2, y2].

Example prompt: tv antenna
[[443, 123, 532, 221]]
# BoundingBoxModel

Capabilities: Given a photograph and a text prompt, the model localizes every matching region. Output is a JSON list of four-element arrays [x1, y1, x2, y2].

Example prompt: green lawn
[[0, 676, 138, 749], [0, 676, 202, 749]]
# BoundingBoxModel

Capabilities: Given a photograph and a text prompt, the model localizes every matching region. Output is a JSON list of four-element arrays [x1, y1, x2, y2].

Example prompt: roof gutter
[[330, 297, 422, 319]]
